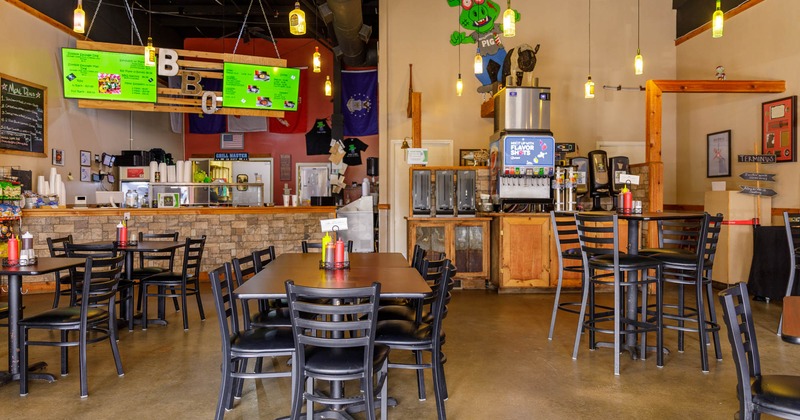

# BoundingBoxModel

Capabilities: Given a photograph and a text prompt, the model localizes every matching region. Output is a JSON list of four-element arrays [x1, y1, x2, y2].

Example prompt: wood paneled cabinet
[[491, 215, 552, 291], [407, 217, 490, 289]]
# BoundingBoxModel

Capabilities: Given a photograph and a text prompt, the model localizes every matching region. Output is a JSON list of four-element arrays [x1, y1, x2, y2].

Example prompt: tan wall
[[378, 0, 678, 209], [676, 0, 800, 209], [0, 2, 183, 204]]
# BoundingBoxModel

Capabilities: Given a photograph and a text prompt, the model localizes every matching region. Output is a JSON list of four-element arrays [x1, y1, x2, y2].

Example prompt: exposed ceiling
[[18, 0, 378, 52]]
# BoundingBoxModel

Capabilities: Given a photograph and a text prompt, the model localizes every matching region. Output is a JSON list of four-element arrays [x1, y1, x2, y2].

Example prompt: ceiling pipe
[[324, 0, 376, 67]]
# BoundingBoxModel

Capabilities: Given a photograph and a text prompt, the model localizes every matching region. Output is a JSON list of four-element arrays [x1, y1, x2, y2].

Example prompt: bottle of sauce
[[7, 233, 19, 265], [334, 237, 345, 268]]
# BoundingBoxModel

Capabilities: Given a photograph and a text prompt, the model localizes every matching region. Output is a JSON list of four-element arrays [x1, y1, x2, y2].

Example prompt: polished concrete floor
[[1, 285, 798, 419]]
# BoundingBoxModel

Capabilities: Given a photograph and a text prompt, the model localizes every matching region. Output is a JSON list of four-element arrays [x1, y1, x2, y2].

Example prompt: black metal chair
[[209, 263, 295, 420], [719, 282, 800, 419], [572, 212, 663, 375], [232, 253, 291, 329], [779, 212, 800, 336], [301, 240, 353, 253], [132, 232, 180, 312], [140, 236, 207, 330], [649, 213, 723, 372], [374, 260, 454, 420], [285, 280, 388, 420], [548, 211, 585, 340], [46, 235, 74, 308], [19, 255, 125, 398], [637, 217, 703, 256], [66, 242, 135, 331]]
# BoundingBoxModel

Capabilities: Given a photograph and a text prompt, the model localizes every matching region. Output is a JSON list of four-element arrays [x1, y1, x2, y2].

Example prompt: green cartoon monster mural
[[448, 0, 520, 93]]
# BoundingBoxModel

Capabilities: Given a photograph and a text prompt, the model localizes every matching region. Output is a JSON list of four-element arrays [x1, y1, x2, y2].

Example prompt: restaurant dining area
[[3, 0, 800, 419]]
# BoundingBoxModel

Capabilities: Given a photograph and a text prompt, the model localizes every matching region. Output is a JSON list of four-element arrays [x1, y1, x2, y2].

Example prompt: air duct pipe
[[325, 0, 376, 67]]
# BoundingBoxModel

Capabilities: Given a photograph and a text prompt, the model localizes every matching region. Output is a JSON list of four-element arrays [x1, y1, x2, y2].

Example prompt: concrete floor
[[1, 285, 798, 419]]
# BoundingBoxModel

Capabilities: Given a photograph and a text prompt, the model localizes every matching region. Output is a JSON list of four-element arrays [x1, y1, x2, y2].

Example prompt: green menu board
[[61, 48, 157, 103], [222, 62, 300, 111]]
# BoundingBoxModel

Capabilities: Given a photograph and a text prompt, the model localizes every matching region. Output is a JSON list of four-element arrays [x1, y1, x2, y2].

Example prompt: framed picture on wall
[[52, 149, 64, 166], [762, 95, 797, 162], [707, 130, 731, 178], [80, 150, 92, 166], [80, 166, 91, 182]]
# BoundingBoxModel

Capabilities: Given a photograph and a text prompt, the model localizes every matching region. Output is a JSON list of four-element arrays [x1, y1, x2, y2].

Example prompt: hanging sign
[[214, 152, 249, 161], [737, 154, 776, 163], [739, 172, 776, 181], [739, 186, 777, 196]]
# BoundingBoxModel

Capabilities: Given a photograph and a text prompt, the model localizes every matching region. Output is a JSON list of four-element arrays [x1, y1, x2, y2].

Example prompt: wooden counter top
[[23, 206, 337, 217], [405, 216, 493, 221]]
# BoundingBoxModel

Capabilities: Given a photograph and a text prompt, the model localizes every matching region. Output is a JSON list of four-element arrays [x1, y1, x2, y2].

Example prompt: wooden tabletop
[[234, 253, 431, 299], [616, 211, 705, 221], [782, 296, 800, 344], [83, 240, 183, 252], [0, 257, 85, 276]]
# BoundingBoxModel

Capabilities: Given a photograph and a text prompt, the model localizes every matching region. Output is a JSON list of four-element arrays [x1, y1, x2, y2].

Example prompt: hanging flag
[[341, 69, 378, 136], [269, 68, 309, 133], [189, 79, 225, 134], [228, 115, 268, 132], [168, 76, 183, 133]]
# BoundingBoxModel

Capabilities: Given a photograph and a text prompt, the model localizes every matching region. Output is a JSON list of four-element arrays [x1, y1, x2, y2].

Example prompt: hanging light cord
[[148, 0, 152, 39], [258, 0, 281, 59], [85, 0, 104, 39], [232, 0, 254, 54], [588, 0, 591, 74], [122, 0, 145, 46], [637, 0, 640, 50]]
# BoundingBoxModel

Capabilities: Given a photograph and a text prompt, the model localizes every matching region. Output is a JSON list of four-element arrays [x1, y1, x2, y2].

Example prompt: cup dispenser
[[435, 170, 455, 216], [587, 150, 611, 211], [608, 156, 630, 210], [412, 169, 431, 215], [456, 170, 477, 215]]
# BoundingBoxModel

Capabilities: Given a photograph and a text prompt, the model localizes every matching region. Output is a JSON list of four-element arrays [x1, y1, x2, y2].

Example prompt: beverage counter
[[18, 206, 337, 293]]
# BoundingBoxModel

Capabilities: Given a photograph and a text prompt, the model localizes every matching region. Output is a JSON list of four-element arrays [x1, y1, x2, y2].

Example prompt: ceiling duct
[[325, 0, 376, 67]]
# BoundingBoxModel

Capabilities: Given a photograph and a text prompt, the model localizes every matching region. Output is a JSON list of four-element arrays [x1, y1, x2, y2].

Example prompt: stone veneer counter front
[[18, 206, 337, 293]]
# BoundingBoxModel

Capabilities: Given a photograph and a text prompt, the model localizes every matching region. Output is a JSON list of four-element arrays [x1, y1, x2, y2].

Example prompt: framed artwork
[[707, 130, 731, 178], [80, 166, 91, 182], [762, 96, 797, 162], [52, 149, 64, 166], [459, 149, 489, 166], [80, 150, 92, 166], [220, 132, 244, 150], [157, 192, 180, 208]]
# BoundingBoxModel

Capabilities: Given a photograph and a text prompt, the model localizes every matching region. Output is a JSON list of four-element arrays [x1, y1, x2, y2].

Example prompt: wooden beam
[[675, 0, 766, 46], [645, 80, 663, 165], [651, 80, 785, 93], [411, 92, 422, 148]]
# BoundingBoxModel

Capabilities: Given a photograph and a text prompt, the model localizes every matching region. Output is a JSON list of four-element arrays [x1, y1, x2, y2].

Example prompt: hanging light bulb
[[584, 76, 595, 99], [457, 73, 463, 96], [73, 0, 86, 34], [144, 37, 156, 67], [634, 49, 643, 75], [502, 0, 516, 37], [584, 0, 594, 99], [324, 76, 332, 96], [289, 2, 306, 35], [474, 52, 483, 74], [312, 47, 321, 73], [712, 0, 724, 38]]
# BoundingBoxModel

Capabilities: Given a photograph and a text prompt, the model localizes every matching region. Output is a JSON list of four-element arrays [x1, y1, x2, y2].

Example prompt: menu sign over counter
[[62, 48, 157, 103], [0, 72, 46, 156], [222, 62, 300, 111]]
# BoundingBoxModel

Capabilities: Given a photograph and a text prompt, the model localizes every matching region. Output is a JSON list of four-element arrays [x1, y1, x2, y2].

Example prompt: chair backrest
[[180, 236, 207, 280], [232, 253, 257, 282], [302, 240, 353, 253], [47, 235, 73, 258], [785, 212, 800, 267], [285, 280, 381, 367], [410, 244, 426, 272], [699, 213, 724, 269], [252, 246, 276, 272], [65, 242, 118, 258], [656, 217, 704, 252], [428, 260, 455, 346], [551, 211, 582, 272], [209, 263, 240, 355], [718, 282, 761, 409], [138, 232, 179, 270], [574, 212, 619, 263], [77, 255, 125, 313]]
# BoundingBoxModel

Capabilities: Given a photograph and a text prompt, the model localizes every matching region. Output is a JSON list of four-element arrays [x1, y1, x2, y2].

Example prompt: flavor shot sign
[[737, 154, 777, 197]]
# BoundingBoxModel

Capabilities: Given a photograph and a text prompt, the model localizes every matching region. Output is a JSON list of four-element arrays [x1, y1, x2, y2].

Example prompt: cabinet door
[[500, 217, 550, 288], [412, 224, 447, 257], [454, 223, 485, 274]]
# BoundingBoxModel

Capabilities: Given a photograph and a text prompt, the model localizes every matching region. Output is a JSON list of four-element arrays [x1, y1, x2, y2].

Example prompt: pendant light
[[457, 74, 464, 96], [73, 0, 85, 33], [712, 0, 724, 38], [502, 0, 516, 37], [312, 46, 321, 73], [474, 51, 483, 74], [584, 0, 594, 99], [143, 1, 155, 67], [289, 2, 306, 36], [634, 0, 643, 75], [324, 76, 332, 96], [458, 39, 464, 96]]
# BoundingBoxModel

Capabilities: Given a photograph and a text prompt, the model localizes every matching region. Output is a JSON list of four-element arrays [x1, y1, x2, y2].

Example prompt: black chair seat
[[650, 252, 713, 268], [377, 304, 436, 324], [589, 254, 662, 270], [20, 307, 109, 326], [231, 327, 295, 354], [752, 375, 800, 414], [375, 319, 449, 346], [130, 267, 167, 278], [141, 271, 184, 284], [304, 344, 390, 376], [638, 248, 695, 257], [250, 307, 292, 328]]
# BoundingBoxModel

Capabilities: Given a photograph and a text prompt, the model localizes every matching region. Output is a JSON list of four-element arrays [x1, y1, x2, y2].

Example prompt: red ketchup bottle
[[7, 233, 19, 265], [334, 238, 345, 268]]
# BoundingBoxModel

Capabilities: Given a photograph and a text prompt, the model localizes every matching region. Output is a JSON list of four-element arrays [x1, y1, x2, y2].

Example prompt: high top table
[[233, 252, 432, 419], [0, 257, 85, 385]]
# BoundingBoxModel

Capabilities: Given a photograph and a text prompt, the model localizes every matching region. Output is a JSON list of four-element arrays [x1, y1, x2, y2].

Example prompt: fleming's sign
[[74, 40, 286, 117]]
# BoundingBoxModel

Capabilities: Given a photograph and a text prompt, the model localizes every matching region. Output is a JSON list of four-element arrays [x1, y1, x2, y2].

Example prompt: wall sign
[[762, 96, 797, 162], [214, 152, 249, 161], [0, 72, 47, 157]]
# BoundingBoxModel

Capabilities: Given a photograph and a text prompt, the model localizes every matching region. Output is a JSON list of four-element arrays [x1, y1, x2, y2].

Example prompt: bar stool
[[548, 211, 584, 340], [649, 213, 723, 372], [572, 212, 664, 375]]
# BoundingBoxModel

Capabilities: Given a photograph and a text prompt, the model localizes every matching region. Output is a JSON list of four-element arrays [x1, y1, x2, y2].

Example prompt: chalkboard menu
[[0, 73, 47, 156]]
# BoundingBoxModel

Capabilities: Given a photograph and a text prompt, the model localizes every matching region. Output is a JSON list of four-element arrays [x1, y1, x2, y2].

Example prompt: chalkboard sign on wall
[[0, 72, 47, 157]]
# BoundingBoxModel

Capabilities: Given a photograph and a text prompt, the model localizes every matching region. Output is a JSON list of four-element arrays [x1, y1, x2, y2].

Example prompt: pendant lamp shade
[[73, 0, 85, 33], [289, 2, 306, 35]]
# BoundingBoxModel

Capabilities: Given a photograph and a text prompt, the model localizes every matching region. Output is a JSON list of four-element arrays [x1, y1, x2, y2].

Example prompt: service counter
[[19, 206, 336, 293]]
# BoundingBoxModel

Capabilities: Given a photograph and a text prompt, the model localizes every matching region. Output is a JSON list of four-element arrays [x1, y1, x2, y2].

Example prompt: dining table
[[233, 252, 432, 419], [0, 257, 86, 386], [82, 240, 183, 327], [782, 296, 800, 344], [617, 211, 706, 356]]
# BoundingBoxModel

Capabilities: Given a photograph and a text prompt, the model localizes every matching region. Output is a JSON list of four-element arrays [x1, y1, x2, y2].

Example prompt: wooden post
[[411, 92, 422, 148]]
